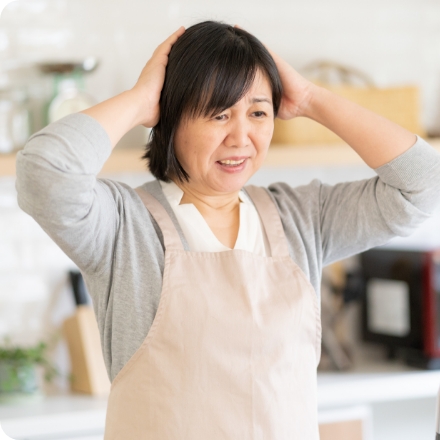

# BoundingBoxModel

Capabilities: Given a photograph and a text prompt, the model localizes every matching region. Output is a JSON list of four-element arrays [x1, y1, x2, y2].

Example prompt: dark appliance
[[360, 247, 440, 369]]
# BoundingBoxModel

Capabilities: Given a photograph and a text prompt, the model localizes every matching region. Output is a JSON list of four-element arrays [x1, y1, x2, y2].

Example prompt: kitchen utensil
[[68, 270, 90, 306], [62, 270, 110, 395]]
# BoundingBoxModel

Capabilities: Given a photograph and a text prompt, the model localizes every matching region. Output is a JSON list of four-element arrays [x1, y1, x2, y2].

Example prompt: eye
[[214, 114, 227, 121], [253, 111, 267, 118]]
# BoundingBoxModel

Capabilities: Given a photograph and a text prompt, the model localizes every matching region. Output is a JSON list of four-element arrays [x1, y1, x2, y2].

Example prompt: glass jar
[[0, 86, 31, 154]]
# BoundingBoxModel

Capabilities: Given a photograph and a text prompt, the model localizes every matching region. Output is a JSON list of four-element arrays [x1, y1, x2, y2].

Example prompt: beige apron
[[104, 185, 321, 439]]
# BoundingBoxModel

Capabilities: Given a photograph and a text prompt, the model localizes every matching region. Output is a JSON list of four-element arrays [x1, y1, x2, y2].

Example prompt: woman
[[16, 21, 440, 439]]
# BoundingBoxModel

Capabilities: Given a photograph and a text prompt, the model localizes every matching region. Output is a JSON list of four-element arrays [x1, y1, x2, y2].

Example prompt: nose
[[224, 118, 251, 149]]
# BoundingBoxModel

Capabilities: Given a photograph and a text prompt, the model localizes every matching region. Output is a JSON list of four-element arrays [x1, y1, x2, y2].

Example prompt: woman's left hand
[[266, 49, 317, 120]]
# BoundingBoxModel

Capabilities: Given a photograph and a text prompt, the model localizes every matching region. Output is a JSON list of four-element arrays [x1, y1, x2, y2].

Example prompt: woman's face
[[173, 70, 275, 196]]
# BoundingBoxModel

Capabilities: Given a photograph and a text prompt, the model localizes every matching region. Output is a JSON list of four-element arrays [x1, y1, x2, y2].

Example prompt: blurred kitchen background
[[1, 0, 440, 439]]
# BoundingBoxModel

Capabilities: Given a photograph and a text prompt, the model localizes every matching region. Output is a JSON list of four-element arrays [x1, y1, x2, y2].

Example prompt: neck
[[171, 178, 241, 214]]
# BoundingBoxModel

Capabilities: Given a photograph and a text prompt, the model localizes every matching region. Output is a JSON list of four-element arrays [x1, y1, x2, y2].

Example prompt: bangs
[[160, 22, 281, 124], [183, 45, 259, 120]]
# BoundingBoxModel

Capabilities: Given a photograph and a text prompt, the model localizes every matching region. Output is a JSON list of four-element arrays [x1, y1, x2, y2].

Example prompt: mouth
[[217, 158, 246, 166], [215, 157, 249, 173]]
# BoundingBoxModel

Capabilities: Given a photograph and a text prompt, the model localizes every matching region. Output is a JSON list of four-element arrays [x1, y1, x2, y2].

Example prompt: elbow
[[377, 178, 440, 238], [384, 200, 433, 238]]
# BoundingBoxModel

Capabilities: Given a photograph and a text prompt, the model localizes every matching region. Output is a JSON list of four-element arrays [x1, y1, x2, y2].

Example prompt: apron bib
[[104, 185, 321, 439]]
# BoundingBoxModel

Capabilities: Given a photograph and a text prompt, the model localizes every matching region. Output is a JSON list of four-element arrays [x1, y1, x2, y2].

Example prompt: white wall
[[1, 0, 440, 136]]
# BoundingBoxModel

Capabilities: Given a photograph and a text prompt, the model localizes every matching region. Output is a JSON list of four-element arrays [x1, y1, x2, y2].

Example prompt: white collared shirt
[[159, 180, 270, 256]]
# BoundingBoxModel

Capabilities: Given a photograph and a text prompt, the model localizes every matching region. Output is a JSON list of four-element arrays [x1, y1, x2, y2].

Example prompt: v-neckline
[[160, 180, 246, 250]]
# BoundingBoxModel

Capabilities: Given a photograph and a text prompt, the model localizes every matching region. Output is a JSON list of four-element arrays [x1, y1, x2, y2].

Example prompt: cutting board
[[62, 305, 110, 395]]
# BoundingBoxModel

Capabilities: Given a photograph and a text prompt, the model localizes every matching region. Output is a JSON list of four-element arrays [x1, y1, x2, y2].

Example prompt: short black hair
[[143, 20, 283, 182]]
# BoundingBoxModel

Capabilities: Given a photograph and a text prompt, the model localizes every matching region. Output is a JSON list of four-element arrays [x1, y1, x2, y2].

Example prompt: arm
[[303, 85, 417, 168], [15, 27, 185, 274], [318, 134, 440, 265], [15, 113, 117, 275], [265, 47, 440, 265]]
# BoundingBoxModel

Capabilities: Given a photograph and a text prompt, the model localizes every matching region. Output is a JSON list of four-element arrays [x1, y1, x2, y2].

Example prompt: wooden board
[[273, 85, 425, 145], [319, 419, 364, 440], [62, 305, 110, 395]]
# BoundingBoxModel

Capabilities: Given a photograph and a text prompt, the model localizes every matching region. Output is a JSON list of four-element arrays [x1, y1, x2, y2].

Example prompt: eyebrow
[[250, 97, 272, 104]]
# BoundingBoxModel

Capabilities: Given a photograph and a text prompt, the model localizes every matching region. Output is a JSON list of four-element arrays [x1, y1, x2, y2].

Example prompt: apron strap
[[135, 186, 184, 251], [244, 185, 290, 258]]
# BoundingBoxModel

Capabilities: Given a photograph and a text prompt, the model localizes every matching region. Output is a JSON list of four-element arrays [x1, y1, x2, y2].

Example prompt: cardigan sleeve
[[318, 135, 440, 265], [268, 135, 440, 269], [15, 112, 119, 275]]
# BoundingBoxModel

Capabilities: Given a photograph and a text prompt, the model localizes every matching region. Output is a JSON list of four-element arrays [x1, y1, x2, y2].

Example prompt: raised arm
[[263, 45, 440, 266], [15, 27, 185, 276], [317, 134, 440, 266]]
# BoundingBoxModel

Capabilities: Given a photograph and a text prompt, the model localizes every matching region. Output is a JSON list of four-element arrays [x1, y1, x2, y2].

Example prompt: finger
[[154, 26, 185, 55], [166, 26, 185, 44], [156, 26, 185, 52]]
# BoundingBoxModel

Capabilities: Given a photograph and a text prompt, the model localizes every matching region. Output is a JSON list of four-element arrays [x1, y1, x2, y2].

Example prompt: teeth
[[219, 159, 245, 165]]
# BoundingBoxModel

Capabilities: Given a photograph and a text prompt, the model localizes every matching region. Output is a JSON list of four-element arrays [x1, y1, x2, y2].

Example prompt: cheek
[[176, 131, 215, 173], [174, 126, 201, 169], [254, 122, 274, 148], [192, 130, 223, 162]]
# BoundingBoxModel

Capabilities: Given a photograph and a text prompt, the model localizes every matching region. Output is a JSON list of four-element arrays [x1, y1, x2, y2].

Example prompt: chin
[[213, 175, 251, 194]]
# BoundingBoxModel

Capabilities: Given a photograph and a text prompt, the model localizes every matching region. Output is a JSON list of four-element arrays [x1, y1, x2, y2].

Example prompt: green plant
[[0, 335, 59, 393]]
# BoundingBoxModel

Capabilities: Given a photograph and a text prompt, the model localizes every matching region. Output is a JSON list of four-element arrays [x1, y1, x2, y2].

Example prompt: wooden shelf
[[2, 138, 440, 177]]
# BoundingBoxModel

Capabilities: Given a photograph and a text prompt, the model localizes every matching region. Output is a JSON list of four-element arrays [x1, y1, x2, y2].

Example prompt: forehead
[[225, 70, 272, 110], [244, 69, 272, 99]]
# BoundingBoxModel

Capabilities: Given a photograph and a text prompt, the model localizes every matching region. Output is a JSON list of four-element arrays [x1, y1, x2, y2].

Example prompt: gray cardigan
[[15, 112, 440, 381]]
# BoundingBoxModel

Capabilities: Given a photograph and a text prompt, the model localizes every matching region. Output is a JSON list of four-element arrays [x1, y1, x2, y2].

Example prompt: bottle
[[47, 74, 95, 124], [0, 86, 30, 154]]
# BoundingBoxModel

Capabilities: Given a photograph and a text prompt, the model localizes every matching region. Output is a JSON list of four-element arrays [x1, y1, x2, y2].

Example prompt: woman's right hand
[[80, 26, 185, 148], [131, 26, 185, 128]]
